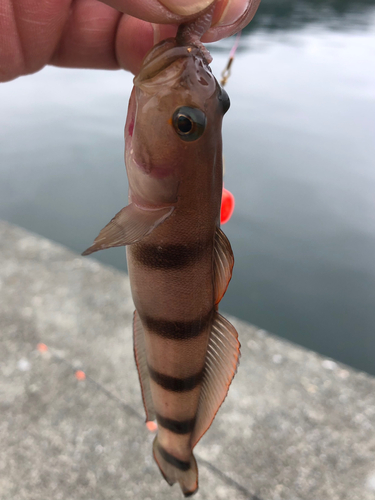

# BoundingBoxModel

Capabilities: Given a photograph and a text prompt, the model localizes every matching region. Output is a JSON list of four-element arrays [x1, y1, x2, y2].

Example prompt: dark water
[[1, 0, 375, 374]]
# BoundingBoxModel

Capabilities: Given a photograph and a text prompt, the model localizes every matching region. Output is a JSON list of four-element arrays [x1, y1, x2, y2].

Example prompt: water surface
[[1, 0, 375, 374]]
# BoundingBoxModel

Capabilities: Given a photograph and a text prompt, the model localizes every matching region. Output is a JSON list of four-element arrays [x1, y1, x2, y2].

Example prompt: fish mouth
[[135, 38, 200, 84]]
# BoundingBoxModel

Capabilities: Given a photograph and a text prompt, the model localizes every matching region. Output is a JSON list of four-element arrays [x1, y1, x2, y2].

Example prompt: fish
[[82, 13, 240, 497]]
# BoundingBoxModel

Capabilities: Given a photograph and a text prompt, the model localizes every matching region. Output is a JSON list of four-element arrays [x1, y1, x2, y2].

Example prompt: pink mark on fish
[[128, 118, 134, 137], [133, 156, 176, 179]]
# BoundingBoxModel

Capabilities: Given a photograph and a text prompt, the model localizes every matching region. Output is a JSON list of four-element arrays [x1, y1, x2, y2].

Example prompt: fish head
[[125, 39, 230, 207]]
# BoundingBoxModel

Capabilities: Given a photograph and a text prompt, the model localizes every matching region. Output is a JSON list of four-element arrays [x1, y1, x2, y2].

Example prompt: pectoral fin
[[214, 227, 234, 304], [191, 312, 240, 448], [82, 204, 174, 255]]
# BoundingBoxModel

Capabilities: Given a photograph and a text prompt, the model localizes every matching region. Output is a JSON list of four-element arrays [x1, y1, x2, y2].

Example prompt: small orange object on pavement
[[37, 343, 48, 352], [75, 370, 86, 381], [146, 421, 158, 432]]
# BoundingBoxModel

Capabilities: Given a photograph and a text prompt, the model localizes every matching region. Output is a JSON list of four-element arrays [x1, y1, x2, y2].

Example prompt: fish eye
[[172, 106, 206, 142], [219, 87, 230, 114]]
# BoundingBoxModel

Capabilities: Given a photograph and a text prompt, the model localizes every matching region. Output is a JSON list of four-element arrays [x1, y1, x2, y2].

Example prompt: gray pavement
[[1, 220, 375, 500]]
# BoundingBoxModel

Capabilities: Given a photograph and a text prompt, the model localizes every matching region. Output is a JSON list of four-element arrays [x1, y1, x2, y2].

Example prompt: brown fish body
[[83, 38, 239, 497]]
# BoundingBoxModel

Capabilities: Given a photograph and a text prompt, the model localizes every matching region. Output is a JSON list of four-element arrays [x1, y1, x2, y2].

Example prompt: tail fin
[[153, 437, 198, 497]]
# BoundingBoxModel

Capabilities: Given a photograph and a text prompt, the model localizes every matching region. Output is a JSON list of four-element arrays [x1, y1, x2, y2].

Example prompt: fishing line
[[220, 31, 242, 87], [219, 32, 241, 224]]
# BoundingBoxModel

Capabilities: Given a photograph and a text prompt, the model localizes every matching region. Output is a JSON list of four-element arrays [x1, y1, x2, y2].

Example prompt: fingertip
[[211, 0, 248, 28], [202, 0, 261, 42], [116, 17, 177, 74], [151, 23, 178, 45], [158, 0, 215, 16], [115, 16, 153, 74]]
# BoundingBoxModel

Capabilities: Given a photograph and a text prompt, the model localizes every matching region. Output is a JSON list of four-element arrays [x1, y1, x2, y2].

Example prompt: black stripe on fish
[[132, 240, 209, 270], [156, 413, 196, 434], [143, 309, 213, 340], [157, 444, 191, 471], [148, 365, 204, 392]]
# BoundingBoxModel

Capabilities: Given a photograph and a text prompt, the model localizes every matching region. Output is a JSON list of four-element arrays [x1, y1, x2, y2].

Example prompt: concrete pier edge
[[1, 220, 375, 500]]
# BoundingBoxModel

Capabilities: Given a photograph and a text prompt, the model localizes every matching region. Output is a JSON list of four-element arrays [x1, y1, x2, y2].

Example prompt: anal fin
[[133, 310, 156, 423], [191, 311, 240, 447], [214, 227, 234, 304], [82, 203, 173, 255]]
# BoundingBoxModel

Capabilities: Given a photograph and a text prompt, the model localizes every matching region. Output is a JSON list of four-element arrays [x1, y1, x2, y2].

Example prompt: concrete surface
[[1, 220, 375, 500]]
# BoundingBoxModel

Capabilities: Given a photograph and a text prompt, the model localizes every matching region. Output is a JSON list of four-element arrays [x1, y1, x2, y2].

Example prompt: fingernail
[[159, 0, 216, 16], [213, 0, 249, 27]]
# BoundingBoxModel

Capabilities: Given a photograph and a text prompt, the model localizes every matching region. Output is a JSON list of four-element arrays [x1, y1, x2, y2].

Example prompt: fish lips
[[135, 39, 201, 84]]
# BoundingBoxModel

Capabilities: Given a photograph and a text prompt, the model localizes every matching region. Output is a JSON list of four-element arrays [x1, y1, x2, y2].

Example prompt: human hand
[[1, 0, 260, 82]]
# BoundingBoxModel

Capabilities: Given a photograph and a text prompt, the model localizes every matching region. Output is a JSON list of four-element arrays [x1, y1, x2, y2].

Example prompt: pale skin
[[0, 0, 261, 82]]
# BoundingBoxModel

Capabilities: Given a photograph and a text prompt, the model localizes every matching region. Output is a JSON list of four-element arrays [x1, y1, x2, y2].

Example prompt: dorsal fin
[[133, 311, 156, 423], [214, 227, 234, 304], [82, 204, 174, 255], [191, 312, 240, 447]]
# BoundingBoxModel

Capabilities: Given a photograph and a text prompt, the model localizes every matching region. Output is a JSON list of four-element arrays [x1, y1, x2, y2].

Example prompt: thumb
[[101, 1, 261, 41], [158, 0, 216, 16]]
